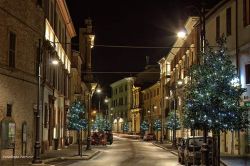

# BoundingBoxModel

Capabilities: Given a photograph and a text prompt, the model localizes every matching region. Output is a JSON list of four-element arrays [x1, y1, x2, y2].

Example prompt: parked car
[[177, 136, 212, 166], [143, 133, 156, 141], [91, 132, 107, 145]]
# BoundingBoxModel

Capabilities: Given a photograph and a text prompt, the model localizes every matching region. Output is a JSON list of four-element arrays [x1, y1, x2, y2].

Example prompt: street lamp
[[104, 96, 109, 132], [177, 30, 187, 39], [86, 83, 98, 150], [96, 88, 102, 114], [169, 79, 183, 149], [33, 39, 58, 164]]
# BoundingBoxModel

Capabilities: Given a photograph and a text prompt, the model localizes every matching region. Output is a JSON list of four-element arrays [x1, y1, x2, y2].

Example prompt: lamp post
[[86, 83, 98, 150], [33, 39, 58, 164], [169, 79, 183, 149], [96, 88, 102, 114], [32, 39, 42, 164], [116, 117, 120, 133], [104, 96, 109, 132]]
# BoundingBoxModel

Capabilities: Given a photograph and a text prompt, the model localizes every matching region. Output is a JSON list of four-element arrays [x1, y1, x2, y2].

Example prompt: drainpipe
[[235, 0, 241, 155]]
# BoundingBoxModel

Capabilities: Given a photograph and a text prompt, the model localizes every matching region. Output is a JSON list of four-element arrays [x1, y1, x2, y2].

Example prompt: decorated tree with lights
[[166, 110, 181, 130], [123, 122, 129, 133], [153, 119, 161, 141], [140, 120, 149, 136], [183, 37, 248, 165], [67, 100, 86, 155], [104, 119, 112, 131], [67, 100, 86, 131], [92, 116, 105, 132], [166, 110, 180, 142]]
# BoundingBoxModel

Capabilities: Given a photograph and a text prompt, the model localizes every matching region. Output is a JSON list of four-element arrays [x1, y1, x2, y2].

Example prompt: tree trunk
[[212, 130, 220, 166], [202, 126, 209, 166], [78, 131, 80, 156], [217, 133, 220, 166]]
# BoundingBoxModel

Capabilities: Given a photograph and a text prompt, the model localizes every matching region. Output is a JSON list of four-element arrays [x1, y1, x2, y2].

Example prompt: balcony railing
[[45, 19, 71, 73]]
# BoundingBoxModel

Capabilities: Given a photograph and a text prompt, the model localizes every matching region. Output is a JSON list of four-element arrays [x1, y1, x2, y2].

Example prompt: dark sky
[[66, 0, 221, 95]]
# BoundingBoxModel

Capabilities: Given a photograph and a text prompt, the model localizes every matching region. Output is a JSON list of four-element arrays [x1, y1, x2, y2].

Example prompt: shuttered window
[[9, 32, 16, 68]]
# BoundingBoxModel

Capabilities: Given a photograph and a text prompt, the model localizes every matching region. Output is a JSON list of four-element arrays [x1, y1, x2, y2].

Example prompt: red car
[[91, 132, 107, 145], [143, 133, 156, 141]]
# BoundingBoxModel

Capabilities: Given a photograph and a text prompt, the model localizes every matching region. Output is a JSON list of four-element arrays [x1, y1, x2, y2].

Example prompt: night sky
[[66, 0, 221, 95]]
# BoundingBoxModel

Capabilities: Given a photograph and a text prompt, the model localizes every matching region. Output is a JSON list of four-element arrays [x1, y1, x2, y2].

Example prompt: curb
[[152, 143, 229, 166], [152, 142, 171, 152], [42, 150, 101, 163]]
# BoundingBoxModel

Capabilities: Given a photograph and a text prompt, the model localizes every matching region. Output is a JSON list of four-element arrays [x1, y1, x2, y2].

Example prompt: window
[[9, 32, 16, 68], [7, 104, 12, 117], [226, 7, 232, 36], [119, 97, 123, 105], [37, 0, 42, 7], [245, 64, 250, 84], [119, 86, 123, 93], [216, 16, 220, 40], [243, 0, 250, 26]]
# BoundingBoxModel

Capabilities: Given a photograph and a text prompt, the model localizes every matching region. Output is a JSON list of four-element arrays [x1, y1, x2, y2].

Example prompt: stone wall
[[0, 0, 44, 158]]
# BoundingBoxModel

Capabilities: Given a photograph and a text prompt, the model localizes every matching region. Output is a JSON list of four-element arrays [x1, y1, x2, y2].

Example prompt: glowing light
[[177, 31, 186, 38], [51, 59, 59, 65], [96, 88, 102, 93]]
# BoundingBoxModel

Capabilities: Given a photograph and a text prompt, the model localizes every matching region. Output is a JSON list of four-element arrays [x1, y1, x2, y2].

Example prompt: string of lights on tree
[[123, 122, 129, 132], [153, 119, 161, 131], [67, 100, 86, 131], [183, 36, 249, 132], [140, 121, 149, 132], [92, 116, 112, 132], [166, 111, 180, 130]]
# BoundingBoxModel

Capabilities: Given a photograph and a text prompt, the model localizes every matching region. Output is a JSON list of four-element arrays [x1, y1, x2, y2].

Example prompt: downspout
[[235, 0, 241, 155]]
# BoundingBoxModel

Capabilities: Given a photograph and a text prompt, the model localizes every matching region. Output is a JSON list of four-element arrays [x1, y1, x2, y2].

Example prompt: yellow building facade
[[142, 82, 161, 140]]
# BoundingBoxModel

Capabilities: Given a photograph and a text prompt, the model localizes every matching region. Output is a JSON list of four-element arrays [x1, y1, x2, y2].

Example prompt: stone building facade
[[0, 0, 44, 157], [41, 0, 76, 152], [205, 0, 250, 155]]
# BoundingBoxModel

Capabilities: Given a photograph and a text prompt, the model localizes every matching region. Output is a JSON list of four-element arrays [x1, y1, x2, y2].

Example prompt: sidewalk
[[0, 144, 100, 166], [152, 141, 249, 166]]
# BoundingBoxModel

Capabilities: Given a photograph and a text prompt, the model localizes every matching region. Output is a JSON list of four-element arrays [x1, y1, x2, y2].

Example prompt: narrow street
[[64, 136, 180, 166]]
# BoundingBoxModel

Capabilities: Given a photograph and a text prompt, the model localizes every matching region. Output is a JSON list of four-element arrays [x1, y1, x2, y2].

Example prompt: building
[[204, 0, 250, 155], [159, 17, 200, 140], [42, 0, 76, 152], [159, 0, 250, 156], [0, 0, 44, 157], [110, 77, 135, 133], [131, 85, 142, 134], [141, 82, 161, 140]]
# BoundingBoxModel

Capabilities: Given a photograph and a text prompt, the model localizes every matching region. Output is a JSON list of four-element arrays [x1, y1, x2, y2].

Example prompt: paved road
[[66, 136, 180, 166]]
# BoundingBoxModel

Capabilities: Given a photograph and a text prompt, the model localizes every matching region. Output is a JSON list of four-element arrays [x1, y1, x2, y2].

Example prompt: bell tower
[[79, 18, 95, 82]]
